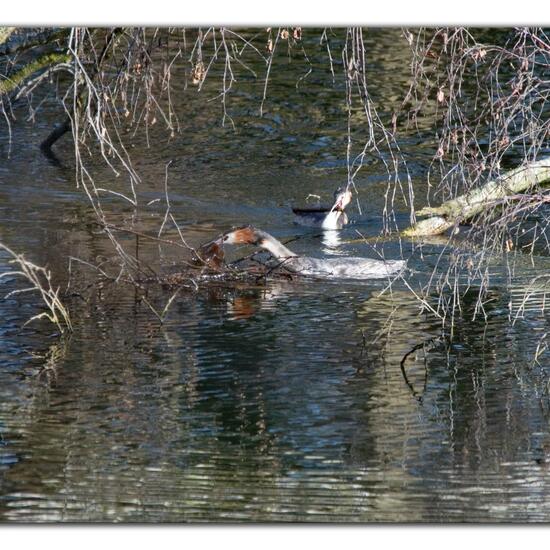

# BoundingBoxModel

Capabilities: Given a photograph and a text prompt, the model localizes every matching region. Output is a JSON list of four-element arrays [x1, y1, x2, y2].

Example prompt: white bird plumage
[[292, 188, 353, 230]]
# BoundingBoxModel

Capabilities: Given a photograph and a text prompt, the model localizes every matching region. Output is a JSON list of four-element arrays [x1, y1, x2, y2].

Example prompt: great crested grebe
[[292, 187, 352, 230], [209, 226, 406, 279]]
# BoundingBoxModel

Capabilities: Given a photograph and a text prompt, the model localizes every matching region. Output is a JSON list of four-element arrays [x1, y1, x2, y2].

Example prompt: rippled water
[[1, 28, 550, 523]]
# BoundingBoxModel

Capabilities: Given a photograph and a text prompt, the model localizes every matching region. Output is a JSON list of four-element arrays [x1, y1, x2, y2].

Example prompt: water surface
[[1, 28, 549, 522]]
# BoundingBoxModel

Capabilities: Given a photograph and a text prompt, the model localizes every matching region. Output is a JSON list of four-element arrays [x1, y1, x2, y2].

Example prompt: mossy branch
[[402, 156, 550, 237], [0, 52, 71, 95]]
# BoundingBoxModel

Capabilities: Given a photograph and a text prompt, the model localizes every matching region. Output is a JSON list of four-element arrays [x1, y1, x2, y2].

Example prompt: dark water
[[1, 28, 550, 522]]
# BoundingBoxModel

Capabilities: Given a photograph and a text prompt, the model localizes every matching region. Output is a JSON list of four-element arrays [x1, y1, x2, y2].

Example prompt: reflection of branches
[[33, 337, 70, 386], [399, 335, 446, 402]]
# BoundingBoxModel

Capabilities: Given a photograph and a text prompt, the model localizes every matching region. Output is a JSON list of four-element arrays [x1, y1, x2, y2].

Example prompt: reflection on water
[[1, 268, 549, 522], [0, 28, 549, 523], [321, 230, 343, 252]]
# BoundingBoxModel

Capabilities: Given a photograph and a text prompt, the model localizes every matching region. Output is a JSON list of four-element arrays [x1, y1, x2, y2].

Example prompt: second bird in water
[[292, 187, 352, 230]]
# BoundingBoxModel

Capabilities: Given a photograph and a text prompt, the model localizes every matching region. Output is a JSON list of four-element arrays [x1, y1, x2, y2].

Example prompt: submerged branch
[[40, 118, 72, 154]]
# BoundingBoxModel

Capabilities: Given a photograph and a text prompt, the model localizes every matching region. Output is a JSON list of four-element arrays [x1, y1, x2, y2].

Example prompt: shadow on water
[[0, 28, 549, 522]]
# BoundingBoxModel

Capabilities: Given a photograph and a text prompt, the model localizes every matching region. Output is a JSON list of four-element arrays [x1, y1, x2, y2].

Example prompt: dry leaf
[[192, 61, 205, 85], [472, 48, 487, 62], [280, 29, 289, 40], [499, 135, 510, 147], [437, 88, 445, 103]]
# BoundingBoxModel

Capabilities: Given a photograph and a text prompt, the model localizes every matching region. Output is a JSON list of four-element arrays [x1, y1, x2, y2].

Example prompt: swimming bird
[[292, 187, 352, 230], [210, 226, 406, 279]]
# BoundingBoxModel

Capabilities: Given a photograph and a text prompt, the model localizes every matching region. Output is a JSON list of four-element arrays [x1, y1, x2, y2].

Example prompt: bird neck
[[255, 230, 297, 260], [321, 210, 343, 229]]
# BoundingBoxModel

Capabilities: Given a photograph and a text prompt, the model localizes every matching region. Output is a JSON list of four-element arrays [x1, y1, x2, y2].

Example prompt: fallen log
[[402, 156, 550, 237]]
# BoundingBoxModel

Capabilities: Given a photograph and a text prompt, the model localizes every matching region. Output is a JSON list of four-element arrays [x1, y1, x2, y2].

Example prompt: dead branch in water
[[402, 156, 550, 237]]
